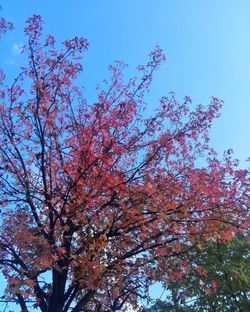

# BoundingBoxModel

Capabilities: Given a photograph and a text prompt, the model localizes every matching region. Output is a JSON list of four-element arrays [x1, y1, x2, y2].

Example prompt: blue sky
[[1, 0, 250, 163], [0, 0, 250, 309]]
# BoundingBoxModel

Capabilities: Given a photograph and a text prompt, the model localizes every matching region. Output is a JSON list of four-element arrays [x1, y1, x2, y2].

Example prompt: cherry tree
[[0, 15, 249, 312]]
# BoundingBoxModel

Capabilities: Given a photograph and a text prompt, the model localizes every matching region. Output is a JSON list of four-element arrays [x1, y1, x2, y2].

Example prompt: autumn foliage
[[151, 233, 250, 311], [0, 6, 13, 39], [0, 15, 249, 312]]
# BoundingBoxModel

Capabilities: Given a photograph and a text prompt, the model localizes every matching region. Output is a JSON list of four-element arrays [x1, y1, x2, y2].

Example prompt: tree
[[147, 233, 250, 312], [145, 298, 192, 312], [0, 6, 13, 38], [0, 15, 249, 312]]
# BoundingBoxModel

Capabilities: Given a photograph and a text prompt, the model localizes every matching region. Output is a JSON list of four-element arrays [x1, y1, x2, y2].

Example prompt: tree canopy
[[0, 6, 13, 39], [0, 15, 249, 312], [147, 233, 250, 312]]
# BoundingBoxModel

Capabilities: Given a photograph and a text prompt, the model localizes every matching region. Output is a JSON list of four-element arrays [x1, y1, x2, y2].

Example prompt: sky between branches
[[1, 0, 250, 164]]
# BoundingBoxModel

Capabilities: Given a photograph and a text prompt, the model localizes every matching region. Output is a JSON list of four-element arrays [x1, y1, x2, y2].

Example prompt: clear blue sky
[[0, 0, 250, 309]]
